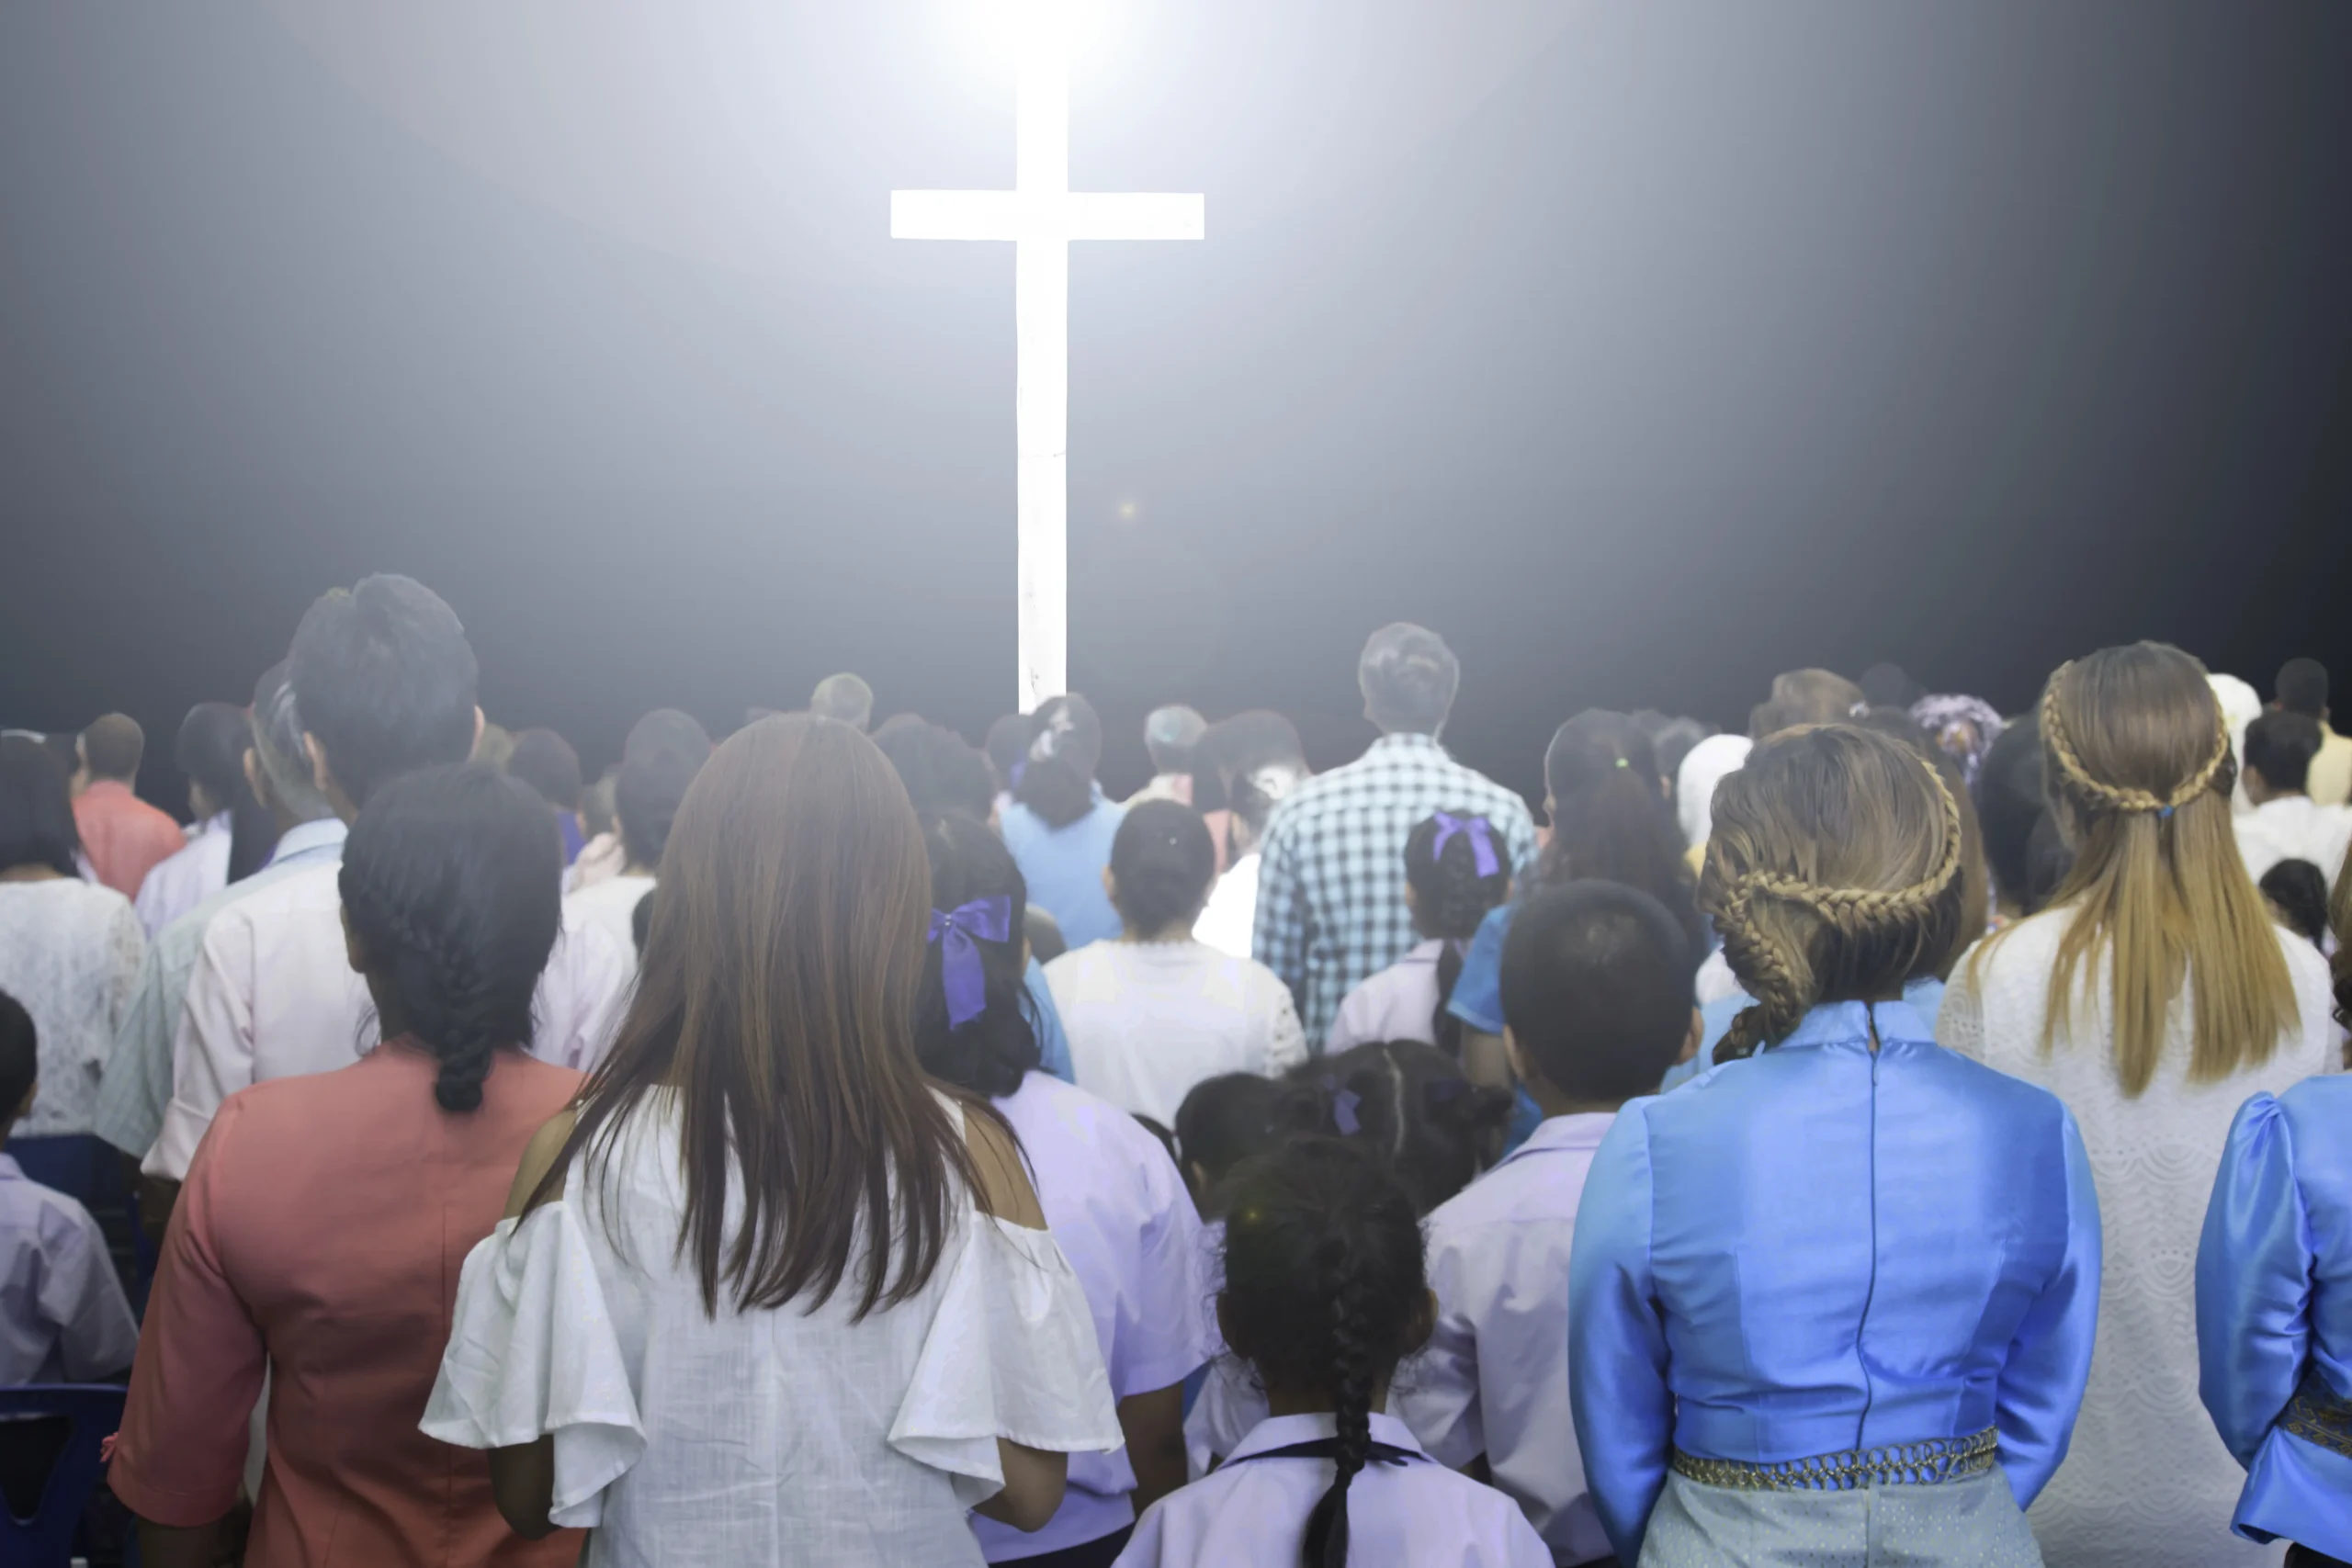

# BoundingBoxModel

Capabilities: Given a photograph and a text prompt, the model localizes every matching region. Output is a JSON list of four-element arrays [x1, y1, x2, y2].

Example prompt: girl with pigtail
[[1119, 1137, 1551, 1568], [1568, 725, 2102, 1568], [1323, 811, 1513, 1056]]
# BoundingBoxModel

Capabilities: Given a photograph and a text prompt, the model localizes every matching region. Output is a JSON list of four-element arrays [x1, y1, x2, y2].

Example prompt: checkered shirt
[[1251, 733, 1538, 1048]]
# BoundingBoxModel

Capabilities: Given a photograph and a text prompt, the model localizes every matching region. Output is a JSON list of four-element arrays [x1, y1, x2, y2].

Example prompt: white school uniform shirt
[[2234, 794, 2352, 891], [1324, 939, 1446, 1054], [0, 878, 144, 1137], [1046, 939, 1307, 1126], [149, 859, 632, 1179], [1396, 1112, 1614, 1566], [1191, 852, 1261, 959], [565, 873, 656, 965], [1119, 1411, 1551, 1568], [971, 1072, 1216, 1561], [133, 811, 232, 939]]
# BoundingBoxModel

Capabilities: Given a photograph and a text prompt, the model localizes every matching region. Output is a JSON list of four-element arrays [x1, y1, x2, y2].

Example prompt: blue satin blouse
[[2196, 1077, 2352, 1560], [1566, 999, 2102, 1562]]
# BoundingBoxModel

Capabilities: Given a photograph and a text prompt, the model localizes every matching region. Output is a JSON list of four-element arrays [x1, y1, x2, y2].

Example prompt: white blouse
[[0, 878, 143, 1136], [424, 1094, 1123, 1566], [133, 811, 232, 939], [1046, 940, 1307, 1126], [1323, 940, 1446, 1054]]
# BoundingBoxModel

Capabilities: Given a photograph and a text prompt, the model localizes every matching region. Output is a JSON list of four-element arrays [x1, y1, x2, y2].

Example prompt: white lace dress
[[0, 878, 143, 1135], [1939, 911, 2339, 1568]]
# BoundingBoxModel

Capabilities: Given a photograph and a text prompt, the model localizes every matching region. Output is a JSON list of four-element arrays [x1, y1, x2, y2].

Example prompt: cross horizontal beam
[[890, 190, 1205, 243]]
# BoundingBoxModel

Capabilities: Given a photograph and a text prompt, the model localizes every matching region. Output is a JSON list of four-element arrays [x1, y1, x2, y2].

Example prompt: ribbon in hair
[[1430, 811, 1500, 879], [928, 897, 1012, 1030], [1320, 1076, 1364, 1136]]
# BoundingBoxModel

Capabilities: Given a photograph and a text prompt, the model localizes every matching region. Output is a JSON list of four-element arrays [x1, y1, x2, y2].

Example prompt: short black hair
[[1174, 1073, 1315, 1197], [0, 736, 81, 878], [2245, 710, 2324, 795], [2278, 658, 2330, 718], [1108, 801, 1216, 936], [2259, 859, 2331, 950], [175, 703, 253, 807], [79, 714, 144, 782], [1976, 713, 2047, 908], [288, 574, 480, 808], [624, 709, 712, 763], [1143, 705, 1207, 775], [1499, 881, 1693, 1101], [0, 989, 36, 1117], [506, 728, 584, 810], [615, 744, 704, 868], [875, 721, 995, 821], [1358, 623, 1460, 735]]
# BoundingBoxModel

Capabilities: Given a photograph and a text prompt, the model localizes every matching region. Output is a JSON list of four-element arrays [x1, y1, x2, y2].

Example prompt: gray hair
[[1143, 705, 1208, 773], [249, 661, 335, 822], [1358, 623, 1461, 736]]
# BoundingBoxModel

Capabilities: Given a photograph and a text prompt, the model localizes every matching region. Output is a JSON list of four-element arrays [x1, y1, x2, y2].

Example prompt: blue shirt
[[1567, 999, 2101, 1562], [1001, 789, 1128, 952], [1025, 957, 1074, 1083], [2197, 1076, 2352, 1560]]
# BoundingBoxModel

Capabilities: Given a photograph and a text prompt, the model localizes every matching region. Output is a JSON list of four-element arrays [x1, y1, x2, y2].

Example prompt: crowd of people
[[2, 572, 2350, 1568]]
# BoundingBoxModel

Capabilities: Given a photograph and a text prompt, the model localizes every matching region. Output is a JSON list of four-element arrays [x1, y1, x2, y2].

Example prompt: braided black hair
[[1402, 813, 1511, 1057], [338, 764, 562, 1111], [1218, 1138, 1430, 1568], [1292, 1042, 1515, 1214], [911, 814, 1041, 1099]]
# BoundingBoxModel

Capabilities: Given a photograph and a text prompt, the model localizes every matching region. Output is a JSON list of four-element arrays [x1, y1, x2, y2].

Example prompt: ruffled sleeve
[[888, 1212, 1125, 1508], [421, 1204, 646, 1528], [2196, 1092, 2313, 1469]]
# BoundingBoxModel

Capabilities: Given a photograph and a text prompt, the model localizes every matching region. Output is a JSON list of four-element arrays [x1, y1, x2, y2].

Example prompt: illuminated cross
[[892, 0, 1203, 713]]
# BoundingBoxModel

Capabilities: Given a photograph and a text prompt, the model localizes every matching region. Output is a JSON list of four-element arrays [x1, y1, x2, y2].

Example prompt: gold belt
[[2281, 1374, 2352, 1461], [1669, 1427, 2000, 1492]]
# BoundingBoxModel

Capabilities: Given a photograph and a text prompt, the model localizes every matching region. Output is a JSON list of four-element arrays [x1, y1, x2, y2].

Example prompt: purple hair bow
[[1430, 811, 1500, 879], [929, 897, 1012, 1030]]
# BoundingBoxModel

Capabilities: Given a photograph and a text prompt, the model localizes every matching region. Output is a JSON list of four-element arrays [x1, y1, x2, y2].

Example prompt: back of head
[[1217, 1136, 1430, 1568], [552, 716, 978, 1319], [1501, 881, 1694, 1101], [1851, 708, 1991, 978], [505, 728, 584, 811], [1298, 1041, 1514, 1215], [247, 661, 335, 826], [614, 743, 706, 870], [624, 708, 713, 763], [1173, 1072, 1318, 1210], [983, 713, 1031, 793], [1403, 811, 1514, 1055], [811, 672, 876, 732], [1539, 710, 1702, 953], [1701, 725, 1968, 1062], [1639, 715, 1713, 795], [338, 765, 562, 1113], [875, 721, 996, 822], [1013, 694, 1105, 829], [0, 735, 81, 877], [1195, 710, 1308, 831], [175, 704, 251, 809], [1909, 694, 2007, 791], [1144, 705, 1208, 776], [2278, 658, 2330, 719], [0, 989, 35, 1117], [1358, 622, 1460, 737], [2030, 642, 2296, 1094], [2258, 860, 2331, 951], [288, 574, 480, 808], [2245, 710, 2323, 795], [1109, 801, 1216, 938], [80, 713, 144, 783], [1858, 662, 1922, 710], [1976, 711, 2047, 908], [912, 812, 1038, 1099], [1749, 669, 1865, 739]]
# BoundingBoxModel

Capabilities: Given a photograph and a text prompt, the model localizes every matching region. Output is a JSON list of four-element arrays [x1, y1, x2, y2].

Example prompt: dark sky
[[6, 0, 2349, 807]]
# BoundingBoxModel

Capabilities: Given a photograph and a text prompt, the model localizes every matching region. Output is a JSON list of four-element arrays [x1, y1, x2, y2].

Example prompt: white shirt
[[1119, 1412, 1551, 1568], [0, 878, 144, 1136], [2234, 794, 2352, 891], [424, 1093, 1124, 1566], [133, 811, 232, 939], [1192, 852, 1261, 959], [565, 873, 656, 964], [1325, 940, 1446, 1054], [1397, 1113, 1614, 1566], [1046, 940, 1307, 1126], [565, 831, 627, 894], [150, 860, 631, 1179], [1692, 948, 1744, 1006], [0, 1153, 139, 1383]]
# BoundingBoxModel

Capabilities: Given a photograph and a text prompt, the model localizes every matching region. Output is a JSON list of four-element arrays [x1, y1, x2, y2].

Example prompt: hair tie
[[2158, 805, 2175, 819], [1430, 811, 1500, 878], [928, 897, 1012, 1029]]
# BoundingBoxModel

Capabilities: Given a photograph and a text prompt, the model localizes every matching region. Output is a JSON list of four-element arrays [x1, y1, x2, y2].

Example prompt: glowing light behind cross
[[892, 0, 1203, 712]]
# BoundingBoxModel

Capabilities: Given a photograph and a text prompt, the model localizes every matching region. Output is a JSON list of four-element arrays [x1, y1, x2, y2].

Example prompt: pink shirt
[[73, 779, 186, 899], [112, 1043, 585, 1568]]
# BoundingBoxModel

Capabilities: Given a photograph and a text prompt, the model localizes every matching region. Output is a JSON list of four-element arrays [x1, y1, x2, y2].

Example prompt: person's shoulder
[[2278, 1074, 2352, 1149], [1915, 1042, 2073, 1127], [1012, 1072, 1171, 1165], [1043, 941, 1117, 986]]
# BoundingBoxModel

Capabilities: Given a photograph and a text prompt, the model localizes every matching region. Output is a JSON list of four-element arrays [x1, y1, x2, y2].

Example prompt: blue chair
[[0, 1383, 127, 1567]]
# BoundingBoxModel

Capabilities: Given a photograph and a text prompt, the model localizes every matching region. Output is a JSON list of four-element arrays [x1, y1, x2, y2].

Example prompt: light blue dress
[[1568, 999, 2101, 1567], [2196, 1076, 2352, 1562], [1001, 788, 1128, 951]]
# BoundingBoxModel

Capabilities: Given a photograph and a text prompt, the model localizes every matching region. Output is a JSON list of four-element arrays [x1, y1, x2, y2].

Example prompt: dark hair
[[811, 672, 875, 731], [2259, 860, 2331, 950], [538, 716, 989, 1318], [338, 765, 563, 1112], [1633, 713, 1713, 795], [0, 989, 35, 1117], [1023, 906, 1068, 965], [624, 708, 713, 763], [1109, 801, 1216, 937], [1014, 694, 1106, 829], [1218, 1138, 1430, 1568], [614, 744, 703, 869], [0, 736, 81, 877], [506, 728, 585, 811], [1403, 812, 1512, 1056], [175, 704, 250, 809], [2278, 658, 2330, 718], [1291, 1041, 1514, 1216], [2024, 810, 2075, 916], [911, 813, 1040, 1100], [984, 713, 1031, 794], [631, 887, 655, 956], [875, 721, 996, 822], [1750, 669, 1865, 739], [1976, 711, 2048, 908], [288, 574, 480, 808], [1144, 705, 1208, 775], [1537, 712, 1706, 961], [1195, 711, 1309, 836], [80, 714, 145, 782], [1501, 883, 1692, 1100], [1174, 1073, 1319, 1209], [1358, 623, 1459, 736], [2245, 710, 2323, 795], [1858, 662, 1923, 710]]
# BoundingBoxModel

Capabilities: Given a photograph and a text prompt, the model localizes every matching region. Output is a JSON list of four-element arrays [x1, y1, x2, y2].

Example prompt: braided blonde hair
[[1992, 643, 2298, 1096], [1700, 726, 1968, 1062]]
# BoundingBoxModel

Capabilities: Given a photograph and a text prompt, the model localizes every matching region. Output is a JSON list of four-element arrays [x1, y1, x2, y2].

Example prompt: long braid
[[1301, 1239, 1377, 1568], [345, 884, 514, 1111]]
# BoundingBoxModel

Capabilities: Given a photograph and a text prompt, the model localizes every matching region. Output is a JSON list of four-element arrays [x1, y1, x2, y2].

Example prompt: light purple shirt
[[1324, 939, 1447, 1055], [1118, 1411, 1551, 1568], [0, 1153, 139, 1383], [971, 1072, 1216, 1561], [1397, 1112, 1615, 1566]]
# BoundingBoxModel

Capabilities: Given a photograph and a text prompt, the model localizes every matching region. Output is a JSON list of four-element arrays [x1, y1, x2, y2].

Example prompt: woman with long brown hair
[[1941, 642, 2337, 1568], [425, 716, 1121, 1565]]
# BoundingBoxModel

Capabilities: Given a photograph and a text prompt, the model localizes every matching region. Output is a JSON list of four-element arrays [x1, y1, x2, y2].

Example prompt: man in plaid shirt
[[1252, 623, 1538, 1046]]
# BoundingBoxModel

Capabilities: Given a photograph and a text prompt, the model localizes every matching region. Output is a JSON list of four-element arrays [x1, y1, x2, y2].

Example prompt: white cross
[[892, 0, 1203, 713]]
